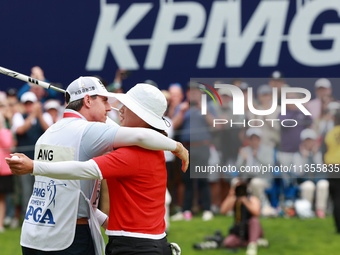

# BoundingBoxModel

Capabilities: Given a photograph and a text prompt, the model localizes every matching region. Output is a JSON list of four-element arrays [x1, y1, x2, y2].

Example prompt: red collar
[[63, 112, 82, 119]]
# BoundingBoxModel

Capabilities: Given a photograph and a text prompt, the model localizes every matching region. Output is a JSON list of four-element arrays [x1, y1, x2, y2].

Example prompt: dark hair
[[150, 125, 168, 137], [65, 93, 97, 111], [6, 88, 18, 97], [235, 181, 248, 197]]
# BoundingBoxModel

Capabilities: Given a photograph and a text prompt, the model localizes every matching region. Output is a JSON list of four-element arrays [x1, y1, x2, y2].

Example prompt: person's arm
[[220, 189, 236, 214], [239, 196, 261, 217], [15, 113, 36, 135], [114, 127, 188, 171], [95, 209, 108, 230], [5, 153, 102, 179], [7, 146, 166, 179], [172, 102, 189, 130], [43, 112, 54, 127], [34, 102, 49, 131], [113, 127, 177, 151]]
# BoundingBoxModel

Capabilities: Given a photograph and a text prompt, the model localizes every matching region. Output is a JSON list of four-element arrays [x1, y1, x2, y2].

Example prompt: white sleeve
[[33, 159, 103, 180], [95, 209, 108, 226], [43, 112, 54, 127], [113, 127, 177, 151], [11, 112, 25, 133]]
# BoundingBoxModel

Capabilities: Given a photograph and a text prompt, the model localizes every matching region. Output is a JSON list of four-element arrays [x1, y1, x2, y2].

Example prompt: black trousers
[[105, 236, 172, 255], [22, 225, 95, 255]]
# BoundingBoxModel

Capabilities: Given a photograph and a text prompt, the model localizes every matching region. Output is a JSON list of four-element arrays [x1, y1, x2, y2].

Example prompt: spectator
[[107, 69, 130, 93], [43, 99, 62, 125], [268, 71, 286, 106], [0, 112, 14, 233], [209, 87, 242, 213], [220, 180, 268, 255], [293, 129, 329, 218], [318, 101, 340, 156], [17, 66, 58, 103], [277, 91, 313, 167], [171, 82, 215, 221], [254, 84, 281, 149], [1, 90, 20, 229], [231, 78, 243, 88], [235, 128, 276, 217], [306, 78, 332, 121], [0, 92, 14, 129], [324, 110, 340, 233], [107, 70, 131, 124], [168, 83, 184, 119], [277, 91, 313, 208], [6, 88, 22, 116], [11, 91, 50, 215]]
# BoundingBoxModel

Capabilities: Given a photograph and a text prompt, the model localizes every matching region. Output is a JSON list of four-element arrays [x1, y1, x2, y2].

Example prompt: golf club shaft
[[0, 66, 65, 93]]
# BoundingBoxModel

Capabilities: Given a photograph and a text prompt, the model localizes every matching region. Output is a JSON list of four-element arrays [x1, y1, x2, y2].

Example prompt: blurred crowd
[[0, 66, 64, 233], [166, 72, 339, 223], [0, 67, 340, 254]]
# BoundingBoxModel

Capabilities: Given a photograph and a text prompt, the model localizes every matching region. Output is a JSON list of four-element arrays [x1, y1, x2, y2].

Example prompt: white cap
[[66, 76, 116, 103], [44, 100, 60, 111], [246, 128, 262, 138], [315, 78, 331, 89], [21, 91, 37, 103], [300, 129, 317, 141], [113, 83, 168, 130]]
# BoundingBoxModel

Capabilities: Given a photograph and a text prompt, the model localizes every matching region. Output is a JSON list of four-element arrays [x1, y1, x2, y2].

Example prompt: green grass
[[2, 216, 340, 254], [167, 215, 340, 255]]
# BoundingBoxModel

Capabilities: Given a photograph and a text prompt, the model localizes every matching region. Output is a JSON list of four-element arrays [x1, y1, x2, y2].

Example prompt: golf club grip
[[0, 66, 65, 94]]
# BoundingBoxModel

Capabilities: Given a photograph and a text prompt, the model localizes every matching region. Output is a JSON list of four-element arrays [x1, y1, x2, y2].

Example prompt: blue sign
[[1, 0, 340, 92]]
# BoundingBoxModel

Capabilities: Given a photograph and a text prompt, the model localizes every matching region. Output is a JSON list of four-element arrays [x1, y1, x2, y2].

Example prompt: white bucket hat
[[66, 76, 116, 103], [114, 83, 168, 130]]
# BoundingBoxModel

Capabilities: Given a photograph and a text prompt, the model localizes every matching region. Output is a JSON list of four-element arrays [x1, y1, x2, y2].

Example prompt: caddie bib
[[20, 118, 88, 251]]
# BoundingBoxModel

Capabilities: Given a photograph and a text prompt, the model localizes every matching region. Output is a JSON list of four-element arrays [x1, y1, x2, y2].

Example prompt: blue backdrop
[[1, 0, 340, 95]]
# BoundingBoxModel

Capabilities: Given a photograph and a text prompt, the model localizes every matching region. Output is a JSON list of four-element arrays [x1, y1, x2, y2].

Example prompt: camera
[[235, 182, 248, 197], [193, 230, 223, 250]]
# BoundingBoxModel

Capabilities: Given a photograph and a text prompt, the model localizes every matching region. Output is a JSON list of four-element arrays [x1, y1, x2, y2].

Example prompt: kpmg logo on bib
[[25, 180, 67, 226]]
